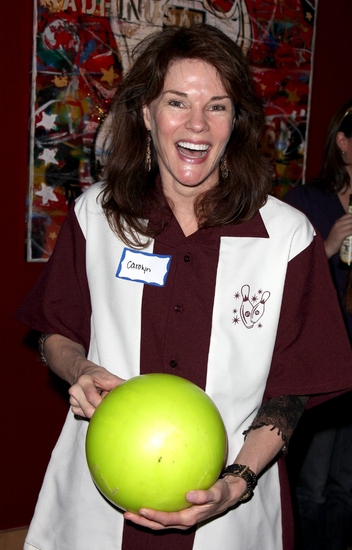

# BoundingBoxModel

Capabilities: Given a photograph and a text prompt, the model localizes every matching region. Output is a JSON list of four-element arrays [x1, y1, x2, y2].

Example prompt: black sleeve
[[244, 395, 309, 449]]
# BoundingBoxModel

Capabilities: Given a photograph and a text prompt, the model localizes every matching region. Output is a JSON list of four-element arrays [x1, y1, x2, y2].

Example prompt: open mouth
[[177, 141, 209, 158]]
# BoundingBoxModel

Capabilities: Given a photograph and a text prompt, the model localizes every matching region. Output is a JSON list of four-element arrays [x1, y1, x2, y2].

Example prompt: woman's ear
[[336, 131, 347, 154], [142, 105, 151, 131]]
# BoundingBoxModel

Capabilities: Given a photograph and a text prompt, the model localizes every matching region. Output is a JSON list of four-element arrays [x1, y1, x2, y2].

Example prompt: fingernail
[[187, 491, 196, 502]]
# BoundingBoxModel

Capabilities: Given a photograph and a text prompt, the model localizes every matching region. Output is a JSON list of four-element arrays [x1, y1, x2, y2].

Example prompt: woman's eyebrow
[[162, 90, 231, 101], [162, 90, 187, 97]]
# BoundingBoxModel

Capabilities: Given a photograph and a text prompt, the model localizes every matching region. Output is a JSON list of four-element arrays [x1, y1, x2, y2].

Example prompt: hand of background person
[[123, 475, 247, 530], [69, 365, 124, 419], [324, 213, 352, 258]]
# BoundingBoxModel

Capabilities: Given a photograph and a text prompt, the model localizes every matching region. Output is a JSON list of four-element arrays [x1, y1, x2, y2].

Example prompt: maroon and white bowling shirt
[[19, 183, 352, 550]]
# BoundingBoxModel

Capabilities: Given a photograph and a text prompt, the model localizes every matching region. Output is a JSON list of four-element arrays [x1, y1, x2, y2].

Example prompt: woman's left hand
[[124, 423, 285, 530], [123, 475, 247, 530]]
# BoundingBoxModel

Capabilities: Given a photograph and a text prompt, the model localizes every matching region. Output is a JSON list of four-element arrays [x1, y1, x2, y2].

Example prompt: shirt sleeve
[[283, 185, 315, 219], [244, 395, 309, 448], [15, 204, 92, 352], [283, 184, 335, 242], [264, 230, 352, 408]]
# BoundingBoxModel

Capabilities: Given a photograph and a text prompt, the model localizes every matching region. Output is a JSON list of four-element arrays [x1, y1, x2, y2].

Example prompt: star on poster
[[38, 148, 59, 166], [35, 183, 59, 206], [37, 112, 58, 131]]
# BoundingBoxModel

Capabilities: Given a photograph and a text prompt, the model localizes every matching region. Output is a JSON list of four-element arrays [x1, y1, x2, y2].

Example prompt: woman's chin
[[173, 172, 219, 191]]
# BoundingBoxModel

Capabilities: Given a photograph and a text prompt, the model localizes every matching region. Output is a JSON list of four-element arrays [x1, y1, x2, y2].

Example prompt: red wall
[[0, 2, 69, 530], [1, 0, 351, 530]]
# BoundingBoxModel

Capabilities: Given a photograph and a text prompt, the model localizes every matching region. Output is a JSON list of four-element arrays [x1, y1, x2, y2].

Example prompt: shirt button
[[174, 304, 183, 312], [184, 254, 191, 262], [169, 360, 178, 368]]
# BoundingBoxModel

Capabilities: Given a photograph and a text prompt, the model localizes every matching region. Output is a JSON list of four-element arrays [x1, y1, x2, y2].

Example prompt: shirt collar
[[152, 209, 269, 249], [147, 176, 269, 247]]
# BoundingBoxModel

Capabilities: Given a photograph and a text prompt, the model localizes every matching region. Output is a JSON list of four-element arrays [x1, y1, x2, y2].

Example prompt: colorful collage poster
[[28, 0, 316, 260]]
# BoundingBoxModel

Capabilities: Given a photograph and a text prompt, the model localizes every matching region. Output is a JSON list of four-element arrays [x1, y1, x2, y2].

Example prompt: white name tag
[[116, 248, 172, 287]]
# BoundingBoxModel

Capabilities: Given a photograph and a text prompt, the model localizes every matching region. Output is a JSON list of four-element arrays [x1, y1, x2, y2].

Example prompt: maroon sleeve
[[15, 205, 91, 352], [265, 232, 352, 407]]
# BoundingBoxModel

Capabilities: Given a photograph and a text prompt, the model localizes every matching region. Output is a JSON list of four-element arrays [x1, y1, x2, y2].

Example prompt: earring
[[220, 155, 228, 179], [146, 132, 152, 172]]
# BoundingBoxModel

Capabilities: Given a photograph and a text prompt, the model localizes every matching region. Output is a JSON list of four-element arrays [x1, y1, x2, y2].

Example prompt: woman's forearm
[[42, 334, 125, 418], [42, 333, 93, 386], [233, 424, 285, 475]]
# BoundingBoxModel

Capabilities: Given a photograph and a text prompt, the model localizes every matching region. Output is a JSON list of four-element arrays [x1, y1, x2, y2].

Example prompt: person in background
[[16, 26, 352, 550], [284, 98, 352, 550]]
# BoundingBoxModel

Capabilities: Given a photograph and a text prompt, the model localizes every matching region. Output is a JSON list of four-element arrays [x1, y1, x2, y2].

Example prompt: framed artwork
[[28, 0, 315, 260]]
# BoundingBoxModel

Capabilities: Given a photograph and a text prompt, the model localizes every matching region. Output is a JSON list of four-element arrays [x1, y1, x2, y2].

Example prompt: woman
[[16, 25, 352, 550], [284, 99, 352, 550], [285, 99, 352, 325]]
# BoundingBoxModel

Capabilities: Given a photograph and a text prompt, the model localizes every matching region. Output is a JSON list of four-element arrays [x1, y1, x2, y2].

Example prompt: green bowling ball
[[86, 373, 227, 513]]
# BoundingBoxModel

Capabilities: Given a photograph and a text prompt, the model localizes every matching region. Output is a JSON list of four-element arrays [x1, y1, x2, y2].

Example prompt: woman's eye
[[209, 104, 226, 111], [169, 100, 184, 108]]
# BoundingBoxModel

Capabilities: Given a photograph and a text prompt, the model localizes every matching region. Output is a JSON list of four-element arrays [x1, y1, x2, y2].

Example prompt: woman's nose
[[185, 108, 210, 132]]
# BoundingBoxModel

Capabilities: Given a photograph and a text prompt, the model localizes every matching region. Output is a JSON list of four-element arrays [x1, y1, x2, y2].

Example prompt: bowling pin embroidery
[[235, 286, 271, 329], [250, 291, 270, 325], [240, 285, 254, 328]]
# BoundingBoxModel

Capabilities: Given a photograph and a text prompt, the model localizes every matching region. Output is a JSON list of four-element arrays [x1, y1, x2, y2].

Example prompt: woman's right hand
[[43, 334, 125, 419], [324, 213, 352, 258], [69, 364, 125, 419]]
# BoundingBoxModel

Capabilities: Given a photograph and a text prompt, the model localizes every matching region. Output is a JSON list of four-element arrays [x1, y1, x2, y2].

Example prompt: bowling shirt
[[17, 182, 352, 550]]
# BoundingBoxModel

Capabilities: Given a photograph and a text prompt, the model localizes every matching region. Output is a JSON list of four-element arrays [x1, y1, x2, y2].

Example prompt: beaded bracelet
[[220, 463, 257, 502], [38, 333, 53, 366]]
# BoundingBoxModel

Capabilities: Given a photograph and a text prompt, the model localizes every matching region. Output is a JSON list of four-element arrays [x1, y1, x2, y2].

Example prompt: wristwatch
[[220, 463, 257, 502]]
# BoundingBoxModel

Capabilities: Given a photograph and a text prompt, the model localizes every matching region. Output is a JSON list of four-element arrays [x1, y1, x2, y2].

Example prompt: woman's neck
[[171, 202, 199, 236], [338, 183, 352, 212], [162, 185, 201, 237]]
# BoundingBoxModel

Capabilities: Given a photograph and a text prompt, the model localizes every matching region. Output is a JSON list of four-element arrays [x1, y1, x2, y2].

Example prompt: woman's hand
[[123, 475, 247, 530], [43, 334, 125, 419], [69, 364, 124, 419], [124, 423, 285, 531], [324, 213, 352, 258]]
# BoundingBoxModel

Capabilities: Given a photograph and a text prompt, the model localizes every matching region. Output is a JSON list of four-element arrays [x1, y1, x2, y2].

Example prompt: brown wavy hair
[[101, 24, 272, 247]]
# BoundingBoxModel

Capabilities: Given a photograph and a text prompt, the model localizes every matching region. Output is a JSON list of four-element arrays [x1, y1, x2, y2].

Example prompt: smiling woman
[[142, 59, 235, 232], [15, 23, 352, 550], [101, 24, 271, 246]]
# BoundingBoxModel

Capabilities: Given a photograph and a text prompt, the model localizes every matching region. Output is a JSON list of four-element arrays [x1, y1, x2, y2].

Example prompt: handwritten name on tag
[[116, 248, 172, 287]]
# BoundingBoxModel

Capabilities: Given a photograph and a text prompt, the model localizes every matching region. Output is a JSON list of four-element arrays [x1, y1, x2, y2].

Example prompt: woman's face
[[337, 131, 352, 173], [142, 59, 235, 200]]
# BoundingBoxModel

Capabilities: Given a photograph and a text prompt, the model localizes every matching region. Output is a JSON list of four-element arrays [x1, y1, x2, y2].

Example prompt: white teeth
[[177, 141, 209, 151]]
